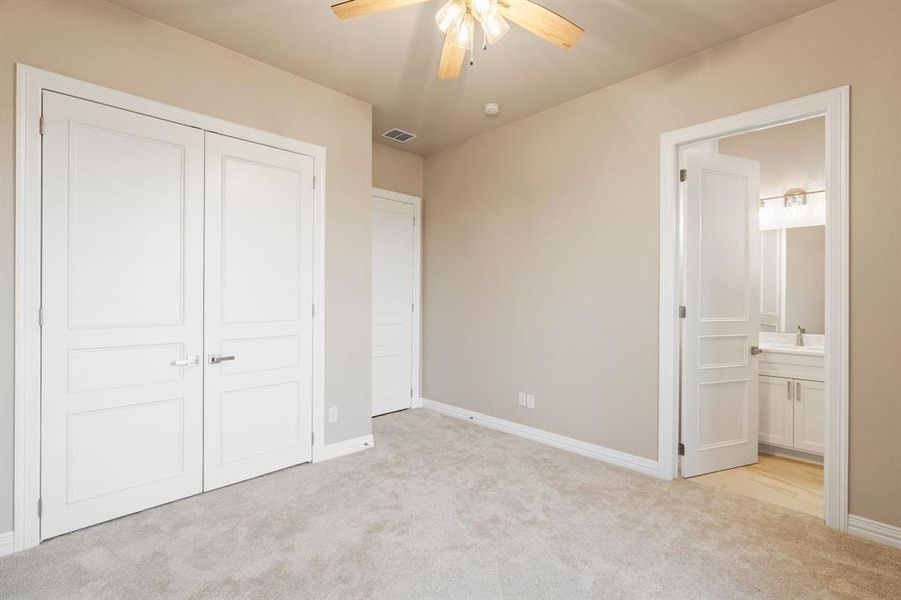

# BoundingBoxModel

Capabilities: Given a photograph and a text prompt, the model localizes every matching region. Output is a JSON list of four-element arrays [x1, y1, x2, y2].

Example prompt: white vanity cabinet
[[758, 347, 825, 457]]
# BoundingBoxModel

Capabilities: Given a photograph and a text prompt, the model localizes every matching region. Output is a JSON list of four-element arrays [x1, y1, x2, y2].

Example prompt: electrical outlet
[[328, 407, 339, 423], [526, 394, 535, 409], [518, 392, 527, 407]]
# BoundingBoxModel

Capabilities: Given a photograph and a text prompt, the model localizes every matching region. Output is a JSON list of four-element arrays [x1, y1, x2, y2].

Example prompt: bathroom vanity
[[758, 332, 825, 458]]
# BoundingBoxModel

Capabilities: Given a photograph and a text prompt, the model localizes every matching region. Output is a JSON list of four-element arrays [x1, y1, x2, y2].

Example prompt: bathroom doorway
[[657, 88, 849, 530], [687, 118, 827, 518]]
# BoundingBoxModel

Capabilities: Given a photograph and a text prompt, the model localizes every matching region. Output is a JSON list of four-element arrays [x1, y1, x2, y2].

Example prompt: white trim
[[14, 64, 328, 552], [371, 187, 423, 410], [421, 399, 659, 477], [657, 86, 850, 533], [0, 531, 15, 557], [317, 434, 375, 462], [848, 515, 901, 550]]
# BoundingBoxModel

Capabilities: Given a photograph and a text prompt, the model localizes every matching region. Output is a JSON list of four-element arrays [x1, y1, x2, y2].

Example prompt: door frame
[[371, 187, 423, 410], [657, 86, 850, 532], [13, 64, 328, 552]]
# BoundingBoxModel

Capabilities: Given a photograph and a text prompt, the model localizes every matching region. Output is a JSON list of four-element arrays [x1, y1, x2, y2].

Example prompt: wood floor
[[690, 454, 824, 518]]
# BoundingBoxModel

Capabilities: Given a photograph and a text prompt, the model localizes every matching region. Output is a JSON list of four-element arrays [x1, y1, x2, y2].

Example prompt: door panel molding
[[14, 64, 327, 552]]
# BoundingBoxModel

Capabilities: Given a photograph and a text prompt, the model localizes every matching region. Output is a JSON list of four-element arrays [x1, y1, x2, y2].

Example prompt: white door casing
[[203, 133, 315, 490], [40, 92, 205, 539], [371, 196, 415, 416], [681, 151, 761, 477]]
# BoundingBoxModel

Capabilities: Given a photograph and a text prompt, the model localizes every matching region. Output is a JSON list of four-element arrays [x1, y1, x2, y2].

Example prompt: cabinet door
[[759, 375, 793, 448], [793, 379, 825, 455]]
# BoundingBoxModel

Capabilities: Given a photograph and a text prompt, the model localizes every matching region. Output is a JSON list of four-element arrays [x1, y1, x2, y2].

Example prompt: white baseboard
[[421, 398, 659, 477], [848, 514, 901, 550], [0, 531, 14, 557], [315, 434, 374, 462]]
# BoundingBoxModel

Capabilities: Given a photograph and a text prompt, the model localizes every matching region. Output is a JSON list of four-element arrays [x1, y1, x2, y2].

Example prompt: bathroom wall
[[719, 117, 825, 198]]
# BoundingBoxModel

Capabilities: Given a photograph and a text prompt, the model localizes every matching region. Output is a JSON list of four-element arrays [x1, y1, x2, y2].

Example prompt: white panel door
[[759, 375, 793, 448], [682, 151, 760, 477], [41, 92, 204, 539], [371, 196, 414, 416], [793, 379, 825, 454], [204, 132, 314, 491]]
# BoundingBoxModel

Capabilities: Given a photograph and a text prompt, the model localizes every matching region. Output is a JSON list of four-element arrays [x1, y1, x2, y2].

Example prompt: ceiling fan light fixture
[[435, 0, 466, 34], [482, 12, 510, 44], [470, 0, 498, 22], [451, 10, 475, 50]]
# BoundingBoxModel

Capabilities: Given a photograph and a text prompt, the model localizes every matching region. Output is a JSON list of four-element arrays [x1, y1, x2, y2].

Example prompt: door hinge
[[413, 216, 416, 226], [679, 169, 687, 182], [410, 387, 413, 398], [38, 306, 44, 327], [37, 497, 42, 518], [411, 302, 415, 312], [311, 431, 315, 444], [312, 304, 315, 318], [678, 442, 685, 456], [678, 305, 686, 319], [39, 116, 45, 136], [313, 176, 316, 189]]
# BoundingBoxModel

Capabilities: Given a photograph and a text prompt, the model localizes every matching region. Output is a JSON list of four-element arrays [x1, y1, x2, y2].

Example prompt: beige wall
[[0, 0, 374, 533], [423, 0, 901, 527], [373, 142, 423, 198]]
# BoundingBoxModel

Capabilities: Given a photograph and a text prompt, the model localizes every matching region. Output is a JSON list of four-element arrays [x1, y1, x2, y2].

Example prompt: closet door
[[41, 92, 204, 539], [203, 133, 315, 491]]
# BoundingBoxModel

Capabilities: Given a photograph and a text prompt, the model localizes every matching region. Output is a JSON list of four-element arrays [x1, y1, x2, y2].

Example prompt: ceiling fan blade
[[331, 0, 430, 20], [438, 31, 466, 79], [499, 0, 584, 49]]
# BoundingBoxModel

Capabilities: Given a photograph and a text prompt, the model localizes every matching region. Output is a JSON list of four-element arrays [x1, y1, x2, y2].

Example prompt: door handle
[[210, 354, 236, 364], [787, 380, 792, 400], [172, 356, 199, 367], [795, 381, 801, 402], [750, 345, 763, 355]]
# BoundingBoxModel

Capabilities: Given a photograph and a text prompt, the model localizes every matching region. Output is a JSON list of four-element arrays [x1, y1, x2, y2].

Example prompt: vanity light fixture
[[783, 187, 808, 207]]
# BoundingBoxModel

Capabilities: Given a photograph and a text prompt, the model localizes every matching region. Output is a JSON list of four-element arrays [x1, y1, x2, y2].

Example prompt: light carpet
[[1, 409, 899, 599]]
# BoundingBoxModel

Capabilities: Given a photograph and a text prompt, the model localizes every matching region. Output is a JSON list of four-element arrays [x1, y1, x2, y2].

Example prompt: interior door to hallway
[[371, 195, 415, 417], [681, 151, 761, 478]]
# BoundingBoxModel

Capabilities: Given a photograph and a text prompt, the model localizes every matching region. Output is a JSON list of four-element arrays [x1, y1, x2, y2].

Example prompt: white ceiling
[[111, 0, 832, 155]]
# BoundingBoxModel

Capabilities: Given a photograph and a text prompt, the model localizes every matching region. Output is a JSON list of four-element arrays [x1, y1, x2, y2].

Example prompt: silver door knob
[[172, 356, 199, 366], [210, 354, 236, 364]]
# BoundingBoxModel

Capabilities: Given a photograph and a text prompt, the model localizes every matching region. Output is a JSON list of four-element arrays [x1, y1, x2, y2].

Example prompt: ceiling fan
[[330, 0, 584, 79]]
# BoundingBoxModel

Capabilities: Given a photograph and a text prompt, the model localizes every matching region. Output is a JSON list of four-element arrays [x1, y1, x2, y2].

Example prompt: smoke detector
[[483, 102, 501, 117], [382, 128, 417, 143]]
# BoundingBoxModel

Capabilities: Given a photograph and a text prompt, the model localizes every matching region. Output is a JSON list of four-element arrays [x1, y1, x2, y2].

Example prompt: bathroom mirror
[[759, 224, 825, 334]]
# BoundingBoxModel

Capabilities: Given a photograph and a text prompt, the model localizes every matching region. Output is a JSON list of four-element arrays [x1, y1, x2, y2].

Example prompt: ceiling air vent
[[382, 128, 417, 143]]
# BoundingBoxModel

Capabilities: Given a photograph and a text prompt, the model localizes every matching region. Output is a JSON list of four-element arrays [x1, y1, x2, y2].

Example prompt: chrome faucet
[[795, 325, 806, 347]]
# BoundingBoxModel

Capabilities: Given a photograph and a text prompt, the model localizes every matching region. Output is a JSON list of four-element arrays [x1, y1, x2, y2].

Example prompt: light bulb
[[435, 0, 466, 34], [471, 0, 497, 22], [451, 11, 475, 50], [482, 13, 510, 44]]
